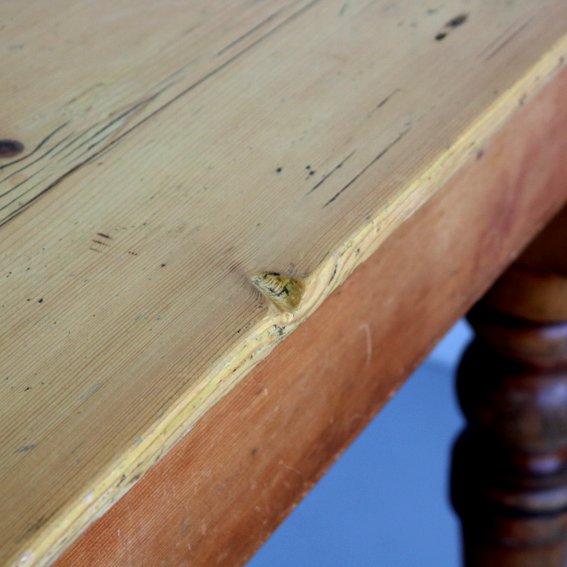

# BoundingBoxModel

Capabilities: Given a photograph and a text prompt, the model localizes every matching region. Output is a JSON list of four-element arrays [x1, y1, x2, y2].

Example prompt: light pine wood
[[1, 1, 567, 565], [58, 66, 567, 567]]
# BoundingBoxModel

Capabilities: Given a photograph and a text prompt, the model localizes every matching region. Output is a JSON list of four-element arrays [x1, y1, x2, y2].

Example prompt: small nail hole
[[0, 140, 25, 158]]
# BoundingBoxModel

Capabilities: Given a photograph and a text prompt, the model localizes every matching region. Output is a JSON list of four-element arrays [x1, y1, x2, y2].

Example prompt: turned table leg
[[451, 206, 567, 567]]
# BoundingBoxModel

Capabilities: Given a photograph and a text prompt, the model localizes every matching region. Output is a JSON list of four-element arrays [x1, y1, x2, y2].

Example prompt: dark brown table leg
[[451, 206, 567, 567]]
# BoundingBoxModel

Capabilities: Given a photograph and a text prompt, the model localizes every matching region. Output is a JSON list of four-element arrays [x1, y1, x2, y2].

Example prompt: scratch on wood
[[151, 59, 199, 92], [14, 443, 37, 454], [323, 129, 409, 207], [65, 82, 105, 106], [216, 6, 285, 56], [483, 20, 531, 62], [368, 88, 401, 117], [359, 323, 372, 367], [78, 383, 102, 402], [279, 460, 305, 481], [307, 150, 356, 195]]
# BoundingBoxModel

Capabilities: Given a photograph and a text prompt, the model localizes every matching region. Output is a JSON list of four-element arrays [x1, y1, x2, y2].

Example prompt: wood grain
[[2, 1, 567, 564], [59, 65, 567, 566]]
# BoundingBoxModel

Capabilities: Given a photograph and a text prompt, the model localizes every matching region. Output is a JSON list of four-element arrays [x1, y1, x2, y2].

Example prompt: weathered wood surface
[[59, 67, 567, 567], [1, 1, 567, 565]]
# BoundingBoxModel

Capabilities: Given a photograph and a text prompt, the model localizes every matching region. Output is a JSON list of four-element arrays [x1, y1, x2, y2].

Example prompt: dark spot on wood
[[92, 239, 109, 246], [0, 139, 24, 158], [329, 263, 338, 284], [309, 170, 315, 176], [128, 251, 138, 256], [275, 167, 283, 173], [97, 232, 111, 239], [447, 14, 468, 28], [251, 447, 259, 456], [476, 149, 485, 160], [37, 298, 43, 304], [24, 386, 32, 391], [435, 14, 468, 41], [306, 165, 311, 170], [160, 263, 167, 267]]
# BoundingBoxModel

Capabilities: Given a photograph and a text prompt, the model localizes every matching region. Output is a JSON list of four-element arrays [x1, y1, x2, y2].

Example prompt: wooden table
[[1, 1, 567, 565]]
